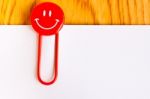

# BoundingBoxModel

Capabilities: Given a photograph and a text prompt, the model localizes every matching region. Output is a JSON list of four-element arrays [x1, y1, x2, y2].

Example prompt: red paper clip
[[31, 2, 64, 85]]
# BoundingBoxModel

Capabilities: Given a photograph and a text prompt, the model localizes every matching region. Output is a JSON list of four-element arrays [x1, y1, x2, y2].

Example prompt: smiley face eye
[[49, 10, 52, 17], [43, 10, 46, 16]]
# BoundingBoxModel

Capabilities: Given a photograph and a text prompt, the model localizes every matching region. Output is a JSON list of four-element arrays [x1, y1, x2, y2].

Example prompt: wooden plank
[[0, 0, 150, 24]]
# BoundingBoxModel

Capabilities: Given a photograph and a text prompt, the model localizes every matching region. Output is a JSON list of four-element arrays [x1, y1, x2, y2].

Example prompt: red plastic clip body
[[30, 2, 64, 85], [37, 34, 59, 85]]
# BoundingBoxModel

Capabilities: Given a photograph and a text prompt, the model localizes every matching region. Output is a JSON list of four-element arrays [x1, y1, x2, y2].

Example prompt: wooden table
[[0, 0, 150, 24]]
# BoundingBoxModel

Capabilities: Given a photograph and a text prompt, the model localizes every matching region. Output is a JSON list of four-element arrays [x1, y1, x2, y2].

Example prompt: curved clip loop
[[37, 34, 59, 85]]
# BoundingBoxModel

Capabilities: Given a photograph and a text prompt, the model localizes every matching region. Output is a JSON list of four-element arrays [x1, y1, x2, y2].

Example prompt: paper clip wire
[[37, 33, 59, 85]]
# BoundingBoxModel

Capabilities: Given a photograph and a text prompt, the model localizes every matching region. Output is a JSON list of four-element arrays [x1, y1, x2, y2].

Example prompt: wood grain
[[0, 0, 150, 24]]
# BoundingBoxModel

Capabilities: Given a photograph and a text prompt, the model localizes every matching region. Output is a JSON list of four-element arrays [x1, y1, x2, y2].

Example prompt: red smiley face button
[[31, 2, 64, 35]]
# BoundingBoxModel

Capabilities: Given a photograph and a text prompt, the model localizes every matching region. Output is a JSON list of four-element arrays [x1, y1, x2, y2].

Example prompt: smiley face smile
[[34, 18, 59, 30]]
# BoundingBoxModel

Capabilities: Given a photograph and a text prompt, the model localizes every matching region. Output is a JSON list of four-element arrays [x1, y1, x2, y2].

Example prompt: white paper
[[0, 25, 150, 99]]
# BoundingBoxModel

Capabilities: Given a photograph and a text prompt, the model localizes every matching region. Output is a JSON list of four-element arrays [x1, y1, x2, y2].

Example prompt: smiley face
[[34, 10, 60, 30], [31, 2, 64, 35]]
